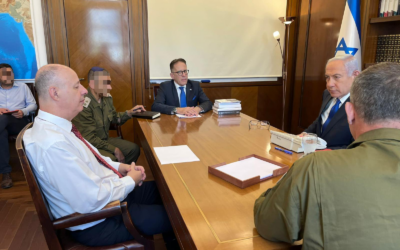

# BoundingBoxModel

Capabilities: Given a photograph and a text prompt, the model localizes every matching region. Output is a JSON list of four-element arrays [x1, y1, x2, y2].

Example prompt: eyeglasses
[[249, 120, 270, 130], [172, 70, 189, 76]]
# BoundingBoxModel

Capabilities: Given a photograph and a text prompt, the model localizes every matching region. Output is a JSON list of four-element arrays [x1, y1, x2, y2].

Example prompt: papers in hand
[[216, 157, 281, 181], [175, 114, 201, 118], [154, 145, 200, 165]]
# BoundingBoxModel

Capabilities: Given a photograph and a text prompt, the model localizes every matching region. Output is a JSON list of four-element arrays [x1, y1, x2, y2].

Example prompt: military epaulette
[[83, 97, 91, 108]]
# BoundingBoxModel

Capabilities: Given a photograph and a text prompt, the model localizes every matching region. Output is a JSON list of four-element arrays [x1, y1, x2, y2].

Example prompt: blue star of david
[[335, 38, 358, 56]]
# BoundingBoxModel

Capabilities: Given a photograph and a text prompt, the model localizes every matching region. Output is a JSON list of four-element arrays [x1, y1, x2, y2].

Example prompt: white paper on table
[[153, 145, 200, 165], [216, 157, 281, 181], [175, 114, 201, 118]]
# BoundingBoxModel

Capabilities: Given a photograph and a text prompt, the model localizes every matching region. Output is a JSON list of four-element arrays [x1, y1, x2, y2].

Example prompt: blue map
[[0, 13, 38, 79]]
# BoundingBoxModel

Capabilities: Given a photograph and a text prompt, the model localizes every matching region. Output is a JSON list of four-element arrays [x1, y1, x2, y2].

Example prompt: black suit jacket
[[304, 89, 354, 149], [151, 80, 212, 114]]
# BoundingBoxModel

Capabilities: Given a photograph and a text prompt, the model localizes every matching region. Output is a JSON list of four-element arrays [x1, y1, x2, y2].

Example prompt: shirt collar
[[174, 81, 186, 90], [37, 109, 72, 133], [0, 82, 20, 89], [338, 93, 350, 103], [86, 87, 101, 107], [348, 128, 400, 149]]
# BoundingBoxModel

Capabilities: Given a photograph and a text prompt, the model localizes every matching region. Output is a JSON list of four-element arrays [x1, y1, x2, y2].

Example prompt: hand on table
[[127, 105, 146, 117]]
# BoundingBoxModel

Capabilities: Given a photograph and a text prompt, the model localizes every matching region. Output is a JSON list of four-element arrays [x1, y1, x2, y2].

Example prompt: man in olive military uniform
[[254, 62, 400, 250], [72, 67, 145, 164]]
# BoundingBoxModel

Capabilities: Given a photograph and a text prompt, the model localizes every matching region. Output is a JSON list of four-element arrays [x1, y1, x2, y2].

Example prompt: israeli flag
[[335, 0, 362, 69]]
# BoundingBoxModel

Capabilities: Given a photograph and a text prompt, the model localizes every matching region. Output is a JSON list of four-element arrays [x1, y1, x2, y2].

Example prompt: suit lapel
[[321, 97, 350, 136], [319, 95, 333, 116], [185, 81, 193, 106], [171, 80, 180, 107]]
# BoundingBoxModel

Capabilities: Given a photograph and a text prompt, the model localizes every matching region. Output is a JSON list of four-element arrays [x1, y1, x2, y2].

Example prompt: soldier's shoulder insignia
[[83, 97, 91, 108]]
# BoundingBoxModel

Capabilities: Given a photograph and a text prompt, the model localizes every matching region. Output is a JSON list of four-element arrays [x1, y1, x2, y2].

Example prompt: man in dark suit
[[151, 58, 212, 115], [302, 55, 360, 149]]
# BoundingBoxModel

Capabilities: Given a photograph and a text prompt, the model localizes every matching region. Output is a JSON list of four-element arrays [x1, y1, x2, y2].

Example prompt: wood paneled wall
[[41, 0, 149, 142]]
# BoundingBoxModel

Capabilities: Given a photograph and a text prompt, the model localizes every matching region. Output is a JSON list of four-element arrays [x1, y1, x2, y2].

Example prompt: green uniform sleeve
[[254, 155, 321, 244], [72, 107, 116, 154], [107, 97, 131, 125], [118, 111, 131, 125]]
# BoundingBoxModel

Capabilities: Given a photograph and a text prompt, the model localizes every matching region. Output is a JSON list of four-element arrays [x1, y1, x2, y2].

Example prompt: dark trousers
[[98, 137, 141, 164], [70, 181, 175, 247], [0, 115, 29, 174]]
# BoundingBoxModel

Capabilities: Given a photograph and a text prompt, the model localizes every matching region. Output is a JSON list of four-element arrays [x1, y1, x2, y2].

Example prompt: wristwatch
[[172, 108, 177, 114]]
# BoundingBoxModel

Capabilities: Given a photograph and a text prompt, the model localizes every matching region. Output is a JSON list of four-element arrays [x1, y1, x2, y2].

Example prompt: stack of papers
[[213, 99, 242, 115], [175, 114, 201, 118], [153, 145, 200, 165], [216, 157, 281, 181]]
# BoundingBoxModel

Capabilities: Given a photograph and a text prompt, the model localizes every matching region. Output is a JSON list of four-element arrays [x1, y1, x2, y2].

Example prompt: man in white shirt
[[23, 64, 176, 248], [302, 55, 360, 149]]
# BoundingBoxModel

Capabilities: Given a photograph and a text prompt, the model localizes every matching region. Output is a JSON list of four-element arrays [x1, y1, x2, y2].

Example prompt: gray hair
[[327, 55, 360, 76], [35, 65, 59, 99], [351, 62, 400, 124]]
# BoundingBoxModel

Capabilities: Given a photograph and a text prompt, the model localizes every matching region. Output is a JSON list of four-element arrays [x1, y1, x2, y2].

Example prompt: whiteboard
[[148, 0, 287, 80]]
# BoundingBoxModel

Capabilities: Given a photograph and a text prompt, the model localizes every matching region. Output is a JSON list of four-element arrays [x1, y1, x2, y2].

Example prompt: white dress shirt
[[174, 81, 186, 105], [321, 93, 350, 125], [23, 110, 135, 230], [0, 82, 37, 116]]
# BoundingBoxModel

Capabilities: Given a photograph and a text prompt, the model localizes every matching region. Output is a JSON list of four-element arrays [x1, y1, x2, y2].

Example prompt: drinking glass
[[302, 133, 318, 156]]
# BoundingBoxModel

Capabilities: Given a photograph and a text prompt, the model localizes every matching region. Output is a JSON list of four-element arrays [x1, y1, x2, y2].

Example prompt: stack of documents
[[216, 157, 281, 181], [270, 131, 327, 153], [212, 99, 242, 115]]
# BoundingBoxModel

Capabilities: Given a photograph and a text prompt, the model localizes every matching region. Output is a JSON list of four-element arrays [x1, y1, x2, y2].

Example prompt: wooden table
[[134, 112, 303, 250]]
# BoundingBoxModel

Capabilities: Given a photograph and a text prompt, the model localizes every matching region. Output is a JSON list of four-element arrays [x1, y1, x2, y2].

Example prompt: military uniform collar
[[348, 128, 400, 149], [86, 87, 103, 108]]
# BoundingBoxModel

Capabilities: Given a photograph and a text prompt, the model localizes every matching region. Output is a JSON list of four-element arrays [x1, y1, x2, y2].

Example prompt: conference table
[[133, 112, 303, 250]]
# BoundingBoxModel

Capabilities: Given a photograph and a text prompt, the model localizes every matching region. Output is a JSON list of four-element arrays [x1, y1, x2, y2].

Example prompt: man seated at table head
[[151, 58, 212, 116], [254, 62, 400, 250], [302, 54, 360, 149], [0, 63, 37, 189], [23, 64, 177, 248], [72, 67, 145, 164]]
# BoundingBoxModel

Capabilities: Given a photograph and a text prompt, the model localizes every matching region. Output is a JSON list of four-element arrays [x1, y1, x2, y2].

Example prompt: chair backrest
[[16, 123, 63, 250], [153, 85, 160, 101]]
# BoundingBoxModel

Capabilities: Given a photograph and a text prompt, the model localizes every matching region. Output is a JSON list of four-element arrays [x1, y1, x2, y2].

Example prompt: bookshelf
[[362, 0, 400, 68]]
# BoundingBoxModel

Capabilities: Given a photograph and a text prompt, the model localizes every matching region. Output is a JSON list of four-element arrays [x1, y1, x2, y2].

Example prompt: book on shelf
[[380, 0, 386, 17]]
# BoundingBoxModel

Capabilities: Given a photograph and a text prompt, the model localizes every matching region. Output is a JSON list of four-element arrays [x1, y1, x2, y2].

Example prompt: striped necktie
[[71, 125, 123, 178], [322, 99, 341, 133]]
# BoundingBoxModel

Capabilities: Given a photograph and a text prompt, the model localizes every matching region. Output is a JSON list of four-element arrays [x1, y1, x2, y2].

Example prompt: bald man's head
[[35, 64, 72, 99], [34, 64, 88, 121]]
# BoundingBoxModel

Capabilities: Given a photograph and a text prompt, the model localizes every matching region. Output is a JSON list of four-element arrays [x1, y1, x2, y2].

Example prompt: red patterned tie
[[71, 125, 123, 178]]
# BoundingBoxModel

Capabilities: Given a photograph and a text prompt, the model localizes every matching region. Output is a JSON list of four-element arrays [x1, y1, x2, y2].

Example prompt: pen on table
[[132, 107, 144, 112], [275, 147, 293, 155]]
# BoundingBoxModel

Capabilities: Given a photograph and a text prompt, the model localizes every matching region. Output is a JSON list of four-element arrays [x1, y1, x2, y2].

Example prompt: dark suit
[[151, 80, 212, 114], [304, 89, 354, 149]]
